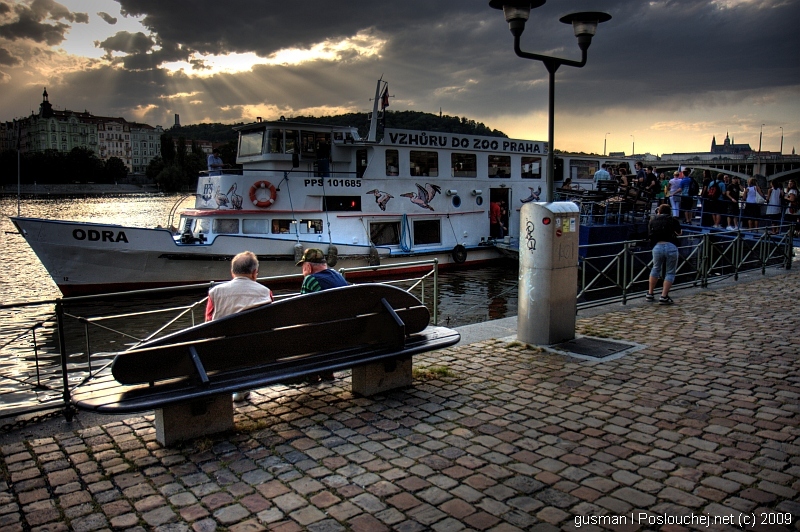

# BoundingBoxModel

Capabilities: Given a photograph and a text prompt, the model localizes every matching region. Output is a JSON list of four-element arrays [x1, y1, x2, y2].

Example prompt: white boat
[[12, 80, 579, 297]]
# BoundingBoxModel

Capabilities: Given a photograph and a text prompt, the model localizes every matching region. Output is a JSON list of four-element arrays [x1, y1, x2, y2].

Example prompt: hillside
[[167, 111, 507, 142]]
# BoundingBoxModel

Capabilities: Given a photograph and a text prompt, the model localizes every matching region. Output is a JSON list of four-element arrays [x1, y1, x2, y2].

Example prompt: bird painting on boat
[[214, 186, 229, 208], [401, 183, 441, 211], [521, 186, 542, 203], [227, 183, 243, 210], [366, 189, 394, 211]]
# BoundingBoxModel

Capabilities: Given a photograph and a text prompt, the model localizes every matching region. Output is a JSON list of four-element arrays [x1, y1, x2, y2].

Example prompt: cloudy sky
[[1, 0, 798, 155]]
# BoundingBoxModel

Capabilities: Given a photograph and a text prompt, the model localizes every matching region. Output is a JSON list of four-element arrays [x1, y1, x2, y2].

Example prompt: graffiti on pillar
[[525, 220, 536, 253], [558, 242, 574, 261]]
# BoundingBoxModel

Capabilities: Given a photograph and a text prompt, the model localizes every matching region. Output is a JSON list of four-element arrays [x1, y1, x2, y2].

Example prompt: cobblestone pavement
[[1, 271, 798, 531]]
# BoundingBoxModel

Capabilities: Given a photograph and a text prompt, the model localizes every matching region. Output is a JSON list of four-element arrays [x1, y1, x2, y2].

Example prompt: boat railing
[[0, 260, 440, 426]]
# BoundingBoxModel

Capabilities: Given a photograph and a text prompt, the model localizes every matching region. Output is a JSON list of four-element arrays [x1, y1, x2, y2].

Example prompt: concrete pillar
[[517, 202, 580, 345], [154, 395, 234, 446], [352, 356, 412, 396]]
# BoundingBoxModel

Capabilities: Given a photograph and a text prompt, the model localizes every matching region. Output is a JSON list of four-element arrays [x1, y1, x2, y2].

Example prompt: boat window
[[410, 151, 438, 177], [370, 222, 401, 246], [242, 219, 270, 234], [489, 155, 511, 178], [271, 219, 294, 234], [386, 150, 399, 176], [285, 130, 299, 154], [452, 153, 477, 177], [521, 156, 542, 179], [568, 159, 599, 180], [413, 220, 441, 245], [239, 130, 265, 156], [266, 129, 284, 154], [213, 219, 240, 234], [191, 218, 211, 234], [323, 196, 361, 212], [299, 219, 323, 234], [301, 132, 316, 157]]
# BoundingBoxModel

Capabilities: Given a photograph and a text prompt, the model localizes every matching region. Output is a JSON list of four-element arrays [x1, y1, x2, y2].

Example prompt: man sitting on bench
[[297, 248, 348, 381], [205, 250, 274, 401]]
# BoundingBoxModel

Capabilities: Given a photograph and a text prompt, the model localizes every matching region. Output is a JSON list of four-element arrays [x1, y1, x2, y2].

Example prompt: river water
[[0, 194, 518, 415]]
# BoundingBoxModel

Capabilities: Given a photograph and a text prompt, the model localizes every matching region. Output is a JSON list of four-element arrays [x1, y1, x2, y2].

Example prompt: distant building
[[661, 131, 779, 162], [9, 88, 163, 174], [711, 132, 752, 155], [130, 123, 164, 174]]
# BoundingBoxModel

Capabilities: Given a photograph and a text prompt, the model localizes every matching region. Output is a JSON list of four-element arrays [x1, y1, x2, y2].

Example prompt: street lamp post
[[780, 127, 784, 155], [758, 123, 764, 154], [491, 1, 611, 346], [604, 132, 610, 156], [630, 134, 635, 157], [489, 0, 611, 203]]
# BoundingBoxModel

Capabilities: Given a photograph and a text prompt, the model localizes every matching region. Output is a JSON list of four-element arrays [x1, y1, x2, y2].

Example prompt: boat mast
[[366, 78, 384, 143]]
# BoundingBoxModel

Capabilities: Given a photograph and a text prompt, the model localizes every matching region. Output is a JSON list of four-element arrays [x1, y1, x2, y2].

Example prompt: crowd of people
[[591, 162, 799, 235]]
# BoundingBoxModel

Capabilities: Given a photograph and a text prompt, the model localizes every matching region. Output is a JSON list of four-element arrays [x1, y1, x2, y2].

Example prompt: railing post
[[32, 325, 41, 387], [621, 241, 630, 305], [432, 259, 439, 326], [733, 229, 741, 281], [56, 300, 75, 421], [84, 321, 92, 376], [700, 233, 710, 288]]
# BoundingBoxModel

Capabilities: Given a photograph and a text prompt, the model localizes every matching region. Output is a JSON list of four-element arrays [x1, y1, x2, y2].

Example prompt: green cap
[[296, 248, 326, 266]]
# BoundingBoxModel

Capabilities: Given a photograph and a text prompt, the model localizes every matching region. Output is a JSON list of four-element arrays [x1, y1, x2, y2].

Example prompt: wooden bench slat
[[73, 326, 459, 413], [112, 305, 424, 385]]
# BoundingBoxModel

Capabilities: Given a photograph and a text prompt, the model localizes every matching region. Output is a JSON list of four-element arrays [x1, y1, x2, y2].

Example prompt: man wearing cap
[[297, 248, 348, 294]]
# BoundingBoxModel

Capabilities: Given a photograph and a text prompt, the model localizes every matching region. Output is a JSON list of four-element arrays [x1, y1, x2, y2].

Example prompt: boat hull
[[11, 217, 502, 297]]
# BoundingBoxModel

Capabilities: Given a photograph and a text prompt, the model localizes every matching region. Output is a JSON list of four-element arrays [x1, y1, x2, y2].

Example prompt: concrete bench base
[[352, 357, 412, 396], [155, 394, 234, 446]]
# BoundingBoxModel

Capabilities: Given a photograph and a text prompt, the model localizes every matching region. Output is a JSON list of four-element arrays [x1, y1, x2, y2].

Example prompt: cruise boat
[[12, 81, 621, 297]]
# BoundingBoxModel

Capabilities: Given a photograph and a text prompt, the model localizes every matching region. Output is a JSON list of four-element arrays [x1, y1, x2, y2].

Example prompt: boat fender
[[249, 181, 277, 208], [294, 243, 304, 264], [452, 244, 467, 264], [326, 244, 339, 267], [368, 245, 380, 266]]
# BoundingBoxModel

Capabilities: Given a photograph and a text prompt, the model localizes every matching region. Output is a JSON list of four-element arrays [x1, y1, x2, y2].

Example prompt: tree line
[[0, 111, 505, 192], [0, 148, 128, 186]]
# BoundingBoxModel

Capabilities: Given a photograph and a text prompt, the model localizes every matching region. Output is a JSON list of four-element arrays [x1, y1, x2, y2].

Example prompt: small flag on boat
[[381, 86, 390, 110]]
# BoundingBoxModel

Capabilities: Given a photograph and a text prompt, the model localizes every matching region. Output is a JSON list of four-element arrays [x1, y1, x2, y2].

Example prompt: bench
[[71, 284, 460, 445]]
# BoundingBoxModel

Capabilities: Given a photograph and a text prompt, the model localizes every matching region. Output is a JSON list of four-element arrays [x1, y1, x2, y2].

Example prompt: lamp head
[[559, 11, 611, 50], [489, 0, 546, 37]]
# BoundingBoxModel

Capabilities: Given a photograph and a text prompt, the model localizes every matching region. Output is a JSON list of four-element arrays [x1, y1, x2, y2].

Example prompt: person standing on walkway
[[646, 204, 682, 305], [724, 175, 741, 230], [205, 250, 274, 401], [742, 177, 765, 230], [668, 171, 683, 218], [679, 169, 696, 224], [765, 179, 784, 234]]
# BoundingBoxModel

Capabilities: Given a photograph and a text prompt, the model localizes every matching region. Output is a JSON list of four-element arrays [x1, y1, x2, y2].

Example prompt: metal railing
[[0, 260, 439, 423], [577, 224, 795, 309]]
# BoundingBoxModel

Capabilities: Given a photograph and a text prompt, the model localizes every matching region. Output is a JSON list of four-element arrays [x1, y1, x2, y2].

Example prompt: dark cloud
[[97, 12, 117, 25], [102, 0, 799, 120], [0, 0, 87, 45], [0, 46, 19, 65], [3, 0, 798, 147]]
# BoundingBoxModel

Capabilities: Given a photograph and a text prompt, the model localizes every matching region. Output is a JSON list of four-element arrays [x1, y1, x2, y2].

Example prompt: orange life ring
[[249, 181, 277, 208]]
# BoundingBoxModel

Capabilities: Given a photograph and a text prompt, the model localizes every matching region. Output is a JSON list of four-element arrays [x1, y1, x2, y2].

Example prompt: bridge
[[651, 155, 800, 184]]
